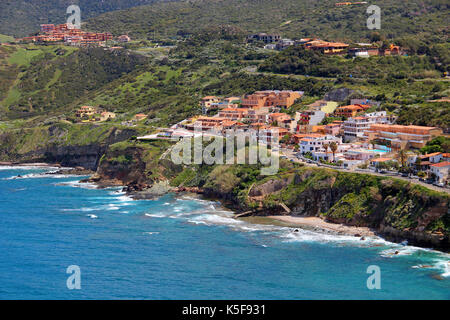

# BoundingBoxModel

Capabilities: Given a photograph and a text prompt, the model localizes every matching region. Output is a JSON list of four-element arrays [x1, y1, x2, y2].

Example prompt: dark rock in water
[[431, 274, 445, 281], [50, 167, 94, 176], [127, 181, 172, 200]]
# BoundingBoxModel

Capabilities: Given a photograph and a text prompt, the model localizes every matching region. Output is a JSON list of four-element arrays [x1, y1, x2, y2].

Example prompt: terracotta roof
[[430, 162, 450, 168], [202, 96, 219, 100], [337, 105, 364, 111], [371, 157, 393, 162], [420, 152, 442, 158]]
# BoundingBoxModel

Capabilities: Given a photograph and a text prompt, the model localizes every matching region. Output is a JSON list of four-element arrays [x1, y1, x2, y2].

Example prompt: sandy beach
[[266, 215, 376, 237]]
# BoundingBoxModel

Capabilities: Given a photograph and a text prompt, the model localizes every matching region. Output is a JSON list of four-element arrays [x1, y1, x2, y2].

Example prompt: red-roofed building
[[364, 124, 443, 149], [430, 162, 450, 183]]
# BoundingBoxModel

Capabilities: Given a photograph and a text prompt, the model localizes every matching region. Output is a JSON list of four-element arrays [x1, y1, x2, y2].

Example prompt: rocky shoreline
[[2, 158, 449, 252]]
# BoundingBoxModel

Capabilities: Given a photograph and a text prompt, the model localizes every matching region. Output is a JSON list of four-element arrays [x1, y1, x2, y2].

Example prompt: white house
[[430, 162, 450, 183], [299, 135, 341, 154]]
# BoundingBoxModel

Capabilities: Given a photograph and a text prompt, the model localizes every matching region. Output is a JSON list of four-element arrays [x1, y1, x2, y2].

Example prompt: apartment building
[[343, 111, 394, 141], [241, 90, 303, 109], [364, 124, 443, 149]]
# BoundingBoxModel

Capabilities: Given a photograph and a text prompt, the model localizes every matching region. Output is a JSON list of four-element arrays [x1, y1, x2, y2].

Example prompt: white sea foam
[[62, 203, 120, 213], [87, 214, 98, 219], [56, 180, 98, 189], [145, 213, 167, 218], [0, 165, 59, 171], [3, 172, 74, 180]]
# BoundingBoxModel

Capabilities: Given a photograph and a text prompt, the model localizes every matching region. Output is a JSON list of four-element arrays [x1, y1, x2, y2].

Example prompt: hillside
[[86, 0, 449, 43], [0, 45, 146, 119], [0, 0, 174, 37]]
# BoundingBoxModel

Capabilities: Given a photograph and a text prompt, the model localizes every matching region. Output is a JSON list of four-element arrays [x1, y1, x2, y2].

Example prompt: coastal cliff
[[92, 141, 450, 251], [0, 123, 140, 170]]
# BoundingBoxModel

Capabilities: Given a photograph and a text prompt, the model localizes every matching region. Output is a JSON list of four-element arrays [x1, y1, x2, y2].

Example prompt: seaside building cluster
[[135, 90, 447, 185]]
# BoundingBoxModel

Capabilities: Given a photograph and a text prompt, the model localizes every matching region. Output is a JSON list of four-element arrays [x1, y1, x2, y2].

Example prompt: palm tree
[[397, 149, 407, 169], [323, 143, 330, 161], [329, 142, 338, 163]]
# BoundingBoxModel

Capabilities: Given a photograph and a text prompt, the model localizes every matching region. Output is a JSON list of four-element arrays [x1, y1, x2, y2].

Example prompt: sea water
[[0, 166, 449, 299]]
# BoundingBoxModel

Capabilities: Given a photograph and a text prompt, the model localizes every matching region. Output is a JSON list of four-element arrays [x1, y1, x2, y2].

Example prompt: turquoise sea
[[0, 166, 449, 300]]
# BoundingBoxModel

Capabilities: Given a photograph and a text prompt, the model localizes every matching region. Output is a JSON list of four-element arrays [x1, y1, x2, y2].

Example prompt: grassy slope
[[86, 0, 449, 42], [0, 0, 175, 37]]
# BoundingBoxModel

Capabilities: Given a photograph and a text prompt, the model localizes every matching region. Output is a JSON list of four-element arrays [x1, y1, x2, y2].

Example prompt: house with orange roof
[[442, 153, 450, 162], [420, 152, 443, 164], [304, 40, 349, 55], [134, 114, 148, 121], [291, 133, 325, 144], [334, 105, 365, 118], [268, 113, 292, 124], [241, 90, 303, 109], [218, 108, 248, 121], [369, 157, 396, 168], [200, 96, 221, 113], [325, 123, 343, 136], [118, 35, 131, 43], [76, 106, 96, 118], [258, 127, 290, 145], [430, 162, 450, 184]]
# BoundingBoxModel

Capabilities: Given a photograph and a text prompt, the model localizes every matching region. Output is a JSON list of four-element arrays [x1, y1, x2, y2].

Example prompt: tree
[[397, 149, 407, 169], [329, 142, 338, 162], [323, 143, 330, 160], [415, 157, 422, 170], [417, 171, 427, 179]]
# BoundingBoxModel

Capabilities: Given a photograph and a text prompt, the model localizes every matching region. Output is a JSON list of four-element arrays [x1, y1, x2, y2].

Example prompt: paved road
[[279, 148, 450, 194]]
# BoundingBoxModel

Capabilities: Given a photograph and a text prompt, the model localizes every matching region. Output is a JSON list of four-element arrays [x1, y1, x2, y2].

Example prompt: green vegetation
[[396, 102, 450, 131], [0, 46, 144, 119], [0, 0, 164, 37], [0, 34, 14, 43], [87, 0, 449, 44], [420, 136, 450, 155], [259, 46, 445, 79]]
